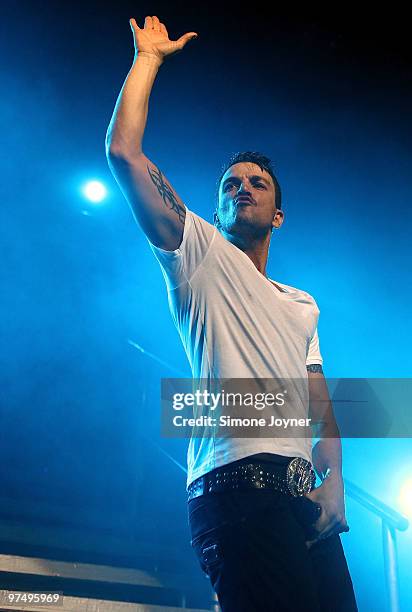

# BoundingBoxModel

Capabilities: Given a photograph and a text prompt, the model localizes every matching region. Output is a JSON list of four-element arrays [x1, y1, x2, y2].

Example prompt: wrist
[[135, 51, 163, 67]]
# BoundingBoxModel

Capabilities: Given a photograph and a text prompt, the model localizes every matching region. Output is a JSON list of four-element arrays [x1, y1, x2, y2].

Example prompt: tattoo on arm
[[147, 164, 186, 224], [306, 364, 323, 373]]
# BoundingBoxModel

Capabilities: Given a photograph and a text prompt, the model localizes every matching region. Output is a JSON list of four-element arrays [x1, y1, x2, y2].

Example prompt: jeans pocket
[[289, 496, 322, 540], [191, 531, 223, 577]]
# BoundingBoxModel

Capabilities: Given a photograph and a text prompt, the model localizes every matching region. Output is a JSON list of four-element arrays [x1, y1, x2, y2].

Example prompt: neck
[[221, 229, 272, 276]]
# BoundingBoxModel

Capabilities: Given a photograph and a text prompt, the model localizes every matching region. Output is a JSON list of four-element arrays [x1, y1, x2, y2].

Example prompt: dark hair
[[215, 151, 282, 212]]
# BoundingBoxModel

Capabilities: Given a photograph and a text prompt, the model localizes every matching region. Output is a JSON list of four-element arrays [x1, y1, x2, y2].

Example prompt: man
[[106, 15, 357, 611]]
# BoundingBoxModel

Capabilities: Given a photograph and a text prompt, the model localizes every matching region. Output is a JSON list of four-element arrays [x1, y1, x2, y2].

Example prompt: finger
[[175, 32, 198, 50], [314, 511, 339, 539], [318, 528, 337, 541], [318, 518, 348, 540], [331, 519, 349, 537], [152, 15, 161, 31], [160, 22, 168, 36], [144, 16, 153, 30], [129, 18, 141, 33], [304, 490, 322, 508], [312, 506, 328, 534]]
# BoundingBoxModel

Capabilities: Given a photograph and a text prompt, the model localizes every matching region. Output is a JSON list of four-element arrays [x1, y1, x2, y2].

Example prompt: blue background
[[1, 1, 411, 609]]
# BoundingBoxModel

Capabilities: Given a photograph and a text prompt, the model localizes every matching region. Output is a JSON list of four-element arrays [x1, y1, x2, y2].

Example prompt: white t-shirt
[[148, 209, 323, 486]]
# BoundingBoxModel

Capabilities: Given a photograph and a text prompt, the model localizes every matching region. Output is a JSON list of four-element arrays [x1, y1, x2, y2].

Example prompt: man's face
[[216, 162, 283, 238]]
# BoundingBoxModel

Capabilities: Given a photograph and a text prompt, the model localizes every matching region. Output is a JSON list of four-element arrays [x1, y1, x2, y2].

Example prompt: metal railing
[[344, 478, 409, 612]]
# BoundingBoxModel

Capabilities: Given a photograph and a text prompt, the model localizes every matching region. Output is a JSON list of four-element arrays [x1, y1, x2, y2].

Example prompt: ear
[[272, 208, 284, 231]]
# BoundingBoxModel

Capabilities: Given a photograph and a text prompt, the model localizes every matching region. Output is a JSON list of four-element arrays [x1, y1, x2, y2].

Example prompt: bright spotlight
[[399, 478, 412, 518], [82, 180, 107, 203]]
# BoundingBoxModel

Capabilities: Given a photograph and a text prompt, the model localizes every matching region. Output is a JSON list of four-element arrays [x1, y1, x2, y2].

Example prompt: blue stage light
[[82, 180, 107, 203], [399, 478, 412, 518]]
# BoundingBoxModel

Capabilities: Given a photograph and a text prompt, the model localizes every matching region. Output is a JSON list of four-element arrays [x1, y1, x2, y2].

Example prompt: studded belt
[[187, 457, 316, 502]]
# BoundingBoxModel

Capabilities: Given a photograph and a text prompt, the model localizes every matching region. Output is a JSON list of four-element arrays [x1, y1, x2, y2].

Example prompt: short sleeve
[[146, 208, 216, 291], [306, 327, 323, 366]]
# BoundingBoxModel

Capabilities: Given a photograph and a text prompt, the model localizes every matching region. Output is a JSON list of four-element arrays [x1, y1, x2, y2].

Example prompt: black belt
[[187, 456, 316, 502]]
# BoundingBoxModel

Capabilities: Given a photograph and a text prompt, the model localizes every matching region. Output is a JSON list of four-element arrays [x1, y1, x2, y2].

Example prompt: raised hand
[[130, 15, 198, 62]]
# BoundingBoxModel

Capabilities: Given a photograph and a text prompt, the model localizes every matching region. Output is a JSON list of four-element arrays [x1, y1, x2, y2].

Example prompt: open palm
[[130, 15, 197, 61]]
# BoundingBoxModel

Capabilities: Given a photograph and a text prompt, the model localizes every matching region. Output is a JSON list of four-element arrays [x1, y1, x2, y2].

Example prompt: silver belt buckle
[[286, 457, 316, 497]]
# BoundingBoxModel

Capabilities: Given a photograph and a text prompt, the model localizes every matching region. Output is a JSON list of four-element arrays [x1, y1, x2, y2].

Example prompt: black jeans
[[188, 487, 357, 612]]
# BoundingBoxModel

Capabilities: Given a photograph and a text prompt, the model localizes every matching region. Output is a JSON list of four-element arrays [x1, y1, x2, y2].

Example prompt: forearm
[[307, 428, 348, 542], [306, 372, 348, 539], [312, 435, 342, 481], [106, 53, 162, 158], [308, 372, 343, 479]]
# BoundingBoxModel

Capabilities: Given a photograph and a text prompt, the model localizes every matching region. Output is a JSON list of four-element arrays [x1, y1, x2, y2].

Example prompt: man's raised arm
[[105, 15, 197, 250]]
